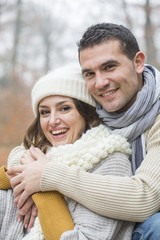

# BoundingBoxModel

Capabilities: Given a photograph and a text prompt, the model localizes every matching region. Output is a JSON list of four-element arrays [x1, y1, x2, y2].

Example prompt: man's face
[[80, 40, 144, 113]]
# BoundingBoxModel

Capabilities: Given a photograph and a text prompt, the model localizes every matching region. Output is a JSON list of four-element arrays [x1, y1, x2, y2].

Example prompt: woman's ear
[[134, 51, 145, 74]]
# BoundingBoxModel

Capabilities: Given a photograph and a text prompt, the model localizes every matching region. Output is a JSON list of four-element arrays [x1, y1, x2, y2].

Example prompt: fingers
[[17, 197, 37, 231], [18, 196, 34, 216], [17, 209, 23, 223], [23, 209, 31, 229], [5, 171, 14, 180], [17, 200, 36, 231], [20, 150, 35, 165], [20, 156, 33, 165], [11, 175, 32, 207], [10, 174, 22, 189], [14, 193, 21, 206], [16, 189, 31, 209], [29, 147, 45, 159], [27, 204, 38, 230], [32, 204, 38, 218], [11, 164, 41, 206], [20, 202, 38, 231], [7, 165, 23, 176], [29, 147, 39, 160]]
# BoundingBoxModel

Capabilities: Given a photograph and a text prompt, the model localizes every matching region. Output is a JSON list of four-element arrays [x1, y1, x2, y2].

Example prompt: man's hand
[[7, 147, 49, 209], [20, 149, 36, 165], [7, 148, 36, 180]]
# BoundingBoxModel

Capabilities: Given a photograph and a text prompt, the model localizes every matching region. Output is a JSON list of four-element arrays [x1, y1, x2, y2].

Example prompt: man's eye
[[104, 64, 115, 70], [84, 72, 94, 79]]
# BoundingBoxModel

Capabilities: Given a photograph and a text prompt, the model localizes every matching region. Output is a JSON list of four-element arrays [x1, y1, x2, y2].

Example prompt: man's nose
[[95, 72, 109, 89]]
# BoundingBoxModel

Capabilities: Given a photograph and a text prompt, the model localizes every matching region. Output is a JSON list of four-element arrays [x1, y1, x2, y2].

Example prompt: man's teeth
[[52, 129, 67, 135], [102, 89, 117, 97]]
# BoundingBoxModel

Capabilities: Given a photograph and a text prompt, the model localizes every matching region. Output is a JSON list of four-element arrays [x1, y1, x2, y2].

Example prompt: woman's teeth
[[52, 129, 67, 135]]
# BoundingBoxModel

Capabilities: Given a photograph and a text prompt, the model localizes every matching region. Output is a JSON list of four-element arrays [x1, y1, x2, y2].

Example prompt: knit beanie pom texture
[[32, 64, 96, 116]]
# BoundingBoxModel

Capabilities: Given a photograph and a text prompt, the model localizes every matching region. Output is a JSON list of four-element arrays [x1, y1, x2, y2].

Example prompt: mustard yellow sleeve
[[0, 166, 11, 189], [32, 191, 74, 240]]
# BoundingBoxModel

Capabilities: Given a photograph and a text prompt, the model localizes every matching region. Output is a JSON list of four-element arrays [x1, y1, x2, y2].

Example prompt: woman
[[1, 64, 134, 239]]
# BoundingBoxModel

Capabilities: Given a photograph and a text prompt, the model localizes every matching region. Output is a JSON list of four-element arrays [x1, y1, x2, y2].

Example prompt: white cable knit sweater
[[8, 124, 134, 239], [8, 125, 131, 169]]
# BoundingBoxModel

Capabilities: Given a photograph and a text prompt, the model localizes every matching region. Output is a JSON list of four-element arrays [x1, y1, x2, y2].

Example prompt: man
[[77, 23, 160, 240], [8, 23, 160, 239]]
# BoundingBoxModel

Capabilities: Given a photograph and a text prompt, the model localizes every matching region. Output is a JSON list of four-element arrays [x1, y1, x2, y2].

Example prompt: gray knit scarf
[[96, 65, 160, 174]]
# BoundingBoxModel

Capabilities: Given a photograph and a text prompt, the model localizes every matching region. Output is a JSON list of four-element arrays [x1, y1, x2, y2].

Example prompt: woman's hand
[[17, 197, 38, 231], [7, 147, 49, 209]]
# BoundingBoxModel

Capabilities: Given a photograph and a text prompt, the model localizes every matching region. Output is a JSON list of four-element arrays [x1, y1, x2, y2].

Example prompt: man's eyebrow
[[101, 59, 119, 67], [82, 59, 119, 75], [82, 68, 92, 75]]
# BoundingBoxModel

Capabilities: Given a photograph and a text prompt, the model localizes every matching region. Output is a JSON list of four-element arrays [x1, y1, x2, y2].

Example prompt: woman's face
[[39, 95, 86, 147]]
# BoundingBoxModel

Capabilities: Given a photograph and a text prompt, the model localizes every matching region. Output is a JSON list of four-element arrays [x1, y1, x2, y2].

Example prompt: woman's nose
[[49, 113, 60, 126]]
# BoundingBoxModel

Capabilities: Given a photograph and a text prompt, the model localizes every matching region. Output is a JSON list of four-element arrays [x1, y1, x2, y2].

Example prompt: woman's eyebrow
[[56, 101, 69, 107], [39, 100, 70, 109], [39, 105, 48, 109]]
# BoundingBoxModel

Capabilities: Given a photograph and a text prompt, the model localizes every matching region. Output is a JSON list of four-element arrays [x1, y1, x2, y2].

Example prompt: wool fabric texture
[[0, 166, 11, 189], [0, 167, 74, 240], [10, 124, 131, 240], [32, 64, 96, 116], [0, 189, 24, 240], [96, 64, 160, 173]]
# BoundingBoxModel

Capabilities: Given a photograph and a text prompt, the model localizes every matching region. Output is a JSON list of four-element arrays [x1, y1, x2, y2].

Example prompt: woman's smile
[[39, 95, 86, 147]]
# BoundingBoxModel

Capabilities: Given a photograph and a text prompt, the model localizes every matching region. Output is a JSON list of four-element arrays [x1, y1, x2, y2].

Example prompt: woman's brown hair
[[23, 98, 101, 152]]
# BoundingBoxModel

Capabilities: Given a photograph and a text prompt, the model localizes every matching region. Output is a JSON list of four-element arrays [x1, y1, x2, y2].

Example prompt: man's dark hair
[[77, 23, 140, 60]]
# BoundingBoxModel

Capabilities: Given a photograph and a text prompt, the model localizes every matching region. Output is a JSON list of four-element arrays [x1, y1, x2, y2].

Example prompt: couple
[[1, 23, 160, 240]]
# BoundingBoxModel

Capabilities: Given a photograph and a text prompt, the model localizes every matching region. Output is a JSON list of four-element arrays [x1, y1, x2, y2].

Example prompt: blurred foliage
[[0, 0, 160, 166]]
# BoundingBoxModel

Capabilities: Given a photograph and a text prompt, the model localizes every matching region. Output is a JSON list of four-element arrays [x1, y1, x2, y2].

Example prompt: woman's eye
[[60, 106, 71, 112], [40, 110, 50, 115]]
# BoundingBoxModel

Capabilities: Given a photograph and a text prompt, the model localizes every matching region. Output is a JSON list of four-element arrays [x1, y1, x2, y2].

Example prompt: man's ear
[[134, 51, 145, 74]]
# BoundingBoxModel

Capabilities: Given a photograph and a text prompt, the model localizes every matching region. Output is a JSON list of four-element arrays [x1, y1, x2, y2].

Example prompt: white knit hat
[[31, 63, 96, 116]]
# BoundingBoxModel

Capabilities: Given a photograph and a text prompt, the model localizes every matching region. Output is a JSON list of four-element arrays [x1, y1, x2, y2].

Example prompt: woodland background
[[0, 0, 160, 166]]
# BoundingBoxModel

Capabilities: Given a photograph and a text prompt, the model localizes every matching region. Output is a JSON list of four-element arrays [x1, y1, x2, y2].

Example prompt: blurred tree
[[1, 0, 160, 167], [122, 0, 133, 30], [144, 0, 159, 67], [10, 0, 23, 83], [122, 0, 160, 67], [0, 81, 33, 166]]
